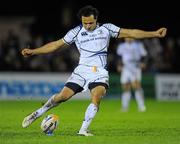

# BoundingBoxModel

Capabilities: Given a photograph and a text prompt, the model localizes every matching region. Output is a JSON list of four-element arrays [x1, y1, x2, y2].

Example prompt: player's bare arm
[[21, 39, 67, 57], [118, 27, 167, 39]]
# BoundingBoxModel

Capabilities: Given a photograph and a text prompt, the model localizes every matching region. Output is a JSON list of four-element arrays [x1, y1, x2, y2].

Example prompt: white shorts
[[121, 67, 142, 84], [66, 65, 109, 91]]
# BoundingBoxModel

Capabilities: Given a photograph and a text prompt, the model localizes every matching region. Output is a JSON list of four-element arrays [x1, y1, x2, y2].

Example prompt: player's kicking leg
[[22, 111, 39, 128], [22, 87, 74, 128]]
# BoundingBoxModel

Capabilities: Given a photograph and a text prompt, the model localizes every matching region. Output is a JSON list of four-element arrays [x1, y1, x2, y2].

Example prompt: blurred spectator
[[143, 38, 163, 73], [51, 56, 68, 72], [0, 18, 177, 74], [161, 37, 175, 72], [3, 29, 22, 71]]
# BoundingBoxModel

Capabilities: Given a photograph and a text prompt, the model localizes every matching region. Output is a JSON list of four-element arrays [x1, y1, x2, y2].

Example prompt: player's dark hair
[[77, 5, 99, 20]]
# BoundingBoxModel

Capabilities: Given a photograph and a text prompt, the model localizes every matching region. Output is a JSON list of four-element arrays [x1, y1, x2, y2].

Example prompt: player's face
[[82, 15, 97, 31]]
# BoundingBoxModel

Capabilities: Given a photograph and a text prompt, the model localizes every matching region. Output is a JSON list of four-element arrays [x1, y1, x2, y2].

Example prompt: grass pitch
[[0, 99, 180, 144]]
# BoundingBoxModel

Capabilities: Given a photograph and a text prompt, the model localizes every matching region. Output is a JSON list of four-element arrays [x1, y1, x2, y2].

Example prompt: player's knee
[[91, 92, 105, 106], [92, 96, 101, 106], [92, 86, 106, 96], [90, 86, 106, 106], [100, 87, 106, 96]]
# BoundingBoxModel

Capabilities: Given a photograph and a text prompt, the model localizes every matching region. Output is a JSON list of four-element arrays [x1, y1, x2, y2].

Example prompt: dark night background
[[0, 0, 179, 73], [0, 0, 179, 36]]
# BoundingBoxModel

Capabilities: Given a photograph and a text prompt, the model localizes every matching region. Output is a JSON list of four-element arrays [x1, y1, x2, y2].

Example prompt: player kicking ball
[[21, 5, 167, 136]]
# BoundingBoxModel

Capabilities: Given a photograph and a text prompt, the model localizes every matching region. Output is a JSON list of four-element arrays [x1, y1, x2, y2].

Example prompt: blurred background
[[0, 0, 180, 100]]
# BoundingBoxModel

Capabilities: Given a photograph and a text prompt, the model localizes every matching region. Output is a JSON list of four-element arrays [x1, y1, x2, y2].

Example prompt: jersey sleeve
[[103, 23, 120, 38], [63, 26, 81, 45]]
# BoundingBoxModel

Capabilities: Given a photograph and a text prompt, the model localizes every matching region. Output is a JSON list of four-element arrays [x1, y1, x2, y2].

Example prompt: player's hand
[[156, 27, 167, 38], [21, 48, 34, 57]]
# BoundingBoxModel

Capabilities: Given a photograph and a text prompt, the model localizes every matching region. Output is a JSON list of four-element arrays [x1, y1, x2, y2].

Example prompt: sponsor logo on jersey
[[81, 32, 88, 36]]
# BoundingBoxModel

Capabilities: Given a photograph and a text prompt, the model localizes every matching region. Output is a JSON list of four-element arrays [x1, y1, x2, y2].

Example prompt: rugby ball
[[40, 114, 59, 134]]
